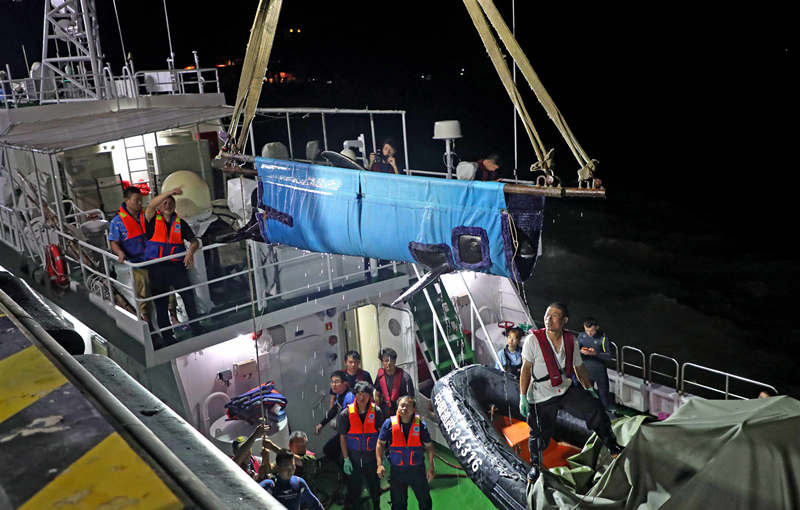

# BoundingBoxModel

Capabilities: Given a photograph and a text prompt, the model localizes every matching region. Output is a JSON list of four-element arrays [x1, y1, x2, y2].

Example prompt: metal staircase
[[409, 272, 475, 381]]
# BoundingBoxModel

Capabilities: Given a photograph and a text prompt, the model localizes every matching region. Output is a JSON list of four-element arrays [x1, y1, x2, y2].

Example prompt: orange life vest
[[345, 402, 379, 452], [117, 206, 147, 262], [388, 414, 424, 467], [144, 212, 185, 261]]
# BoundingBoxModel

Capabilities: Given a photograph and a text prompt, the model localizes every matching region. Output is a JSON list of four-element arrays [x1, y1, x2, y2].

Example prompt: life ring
[[46, 244, 69, 288]]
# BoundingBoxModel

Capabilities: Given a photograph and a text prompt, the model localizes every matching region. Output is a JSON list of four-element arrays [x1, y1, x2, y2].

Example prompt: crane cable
[[226, 0, 283, 154], [462, 0, 550, 172], [464, 0, 598, 182]]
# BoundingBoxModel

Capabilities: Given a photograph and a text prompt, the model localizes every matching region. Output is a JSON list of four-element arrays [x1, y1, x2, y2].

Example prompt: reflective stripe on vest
[[388, 415, 423, 467], [345, 402, 379, 452], [531, 328, 574, 386], [117, 206, 146, 261], [144, 212, 185, 261]]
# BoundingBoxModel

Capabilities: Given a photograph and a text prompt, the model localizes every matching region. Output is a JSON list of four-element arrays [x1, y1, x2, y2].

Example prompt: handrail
[[681, 362, 777, 400], [609, 340, 620, 373], [648, 353, 679, 388], [458, 271, 504, 370], [412, 265, 459, 372], [621, 345, 646, 379]]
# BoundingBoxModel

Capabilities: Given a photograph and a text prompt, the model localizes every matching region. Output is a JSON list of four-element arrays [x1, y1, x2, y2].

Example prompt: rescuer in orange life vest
[[376, 395, 435, 510], [108, 186, 151, 322], [144, 187, 202, 347], [338, 381, 385, 510]]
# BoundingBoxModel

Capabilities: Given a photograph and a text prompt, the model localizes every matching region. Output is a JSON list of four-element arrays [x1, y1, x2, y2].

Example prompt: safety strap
[[462, 0, 548, 170], [227, 0, 283, 153], [464, 0, 599, 181]]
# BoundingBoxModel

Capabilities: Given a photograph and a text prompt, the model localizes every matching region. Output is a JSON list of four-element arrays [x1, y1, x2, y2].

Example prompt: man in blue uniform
[[315, 371, 355, 465], [339, 381, 385, 510], [577, 317, 614, 410], [376, 396, 435, 510], [108, 186, 151, 322], [260, 450, 323, 510]]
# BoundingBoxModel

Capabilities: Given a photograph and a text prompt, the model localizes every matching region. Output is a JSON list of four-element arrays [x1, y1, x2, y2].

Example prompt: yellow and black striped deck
[[0, 310, 187, 509]]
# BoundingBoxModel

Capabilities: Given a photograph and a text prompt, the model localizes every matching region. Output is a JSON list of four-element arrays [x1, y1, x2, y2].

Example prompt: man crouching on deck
[[376, 396, 435, 510], [519, 302, 623, 480]]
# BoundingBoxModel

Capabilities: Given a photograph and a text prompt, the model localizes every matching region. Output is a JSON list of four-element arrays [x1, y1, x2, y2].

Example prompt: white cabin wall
[[174, 334, 271, 435]]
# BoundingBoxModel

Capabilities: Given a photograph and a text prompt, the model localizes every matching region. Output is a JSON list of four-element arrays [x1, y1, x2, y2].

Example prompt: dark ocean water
[[524, 198, 797, 398]]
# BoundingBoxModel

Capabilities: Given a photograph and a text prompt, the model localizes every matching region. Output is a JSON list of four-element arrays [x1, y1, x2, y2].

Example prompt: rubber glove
[[343, 457, 353, 475], [519, 394, 529, 417]]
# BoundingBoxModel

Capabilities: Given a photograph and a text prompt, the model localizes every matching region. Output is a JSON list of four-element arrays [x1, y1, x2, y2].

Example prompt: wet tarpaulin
[[529, 397, 800, 510], [254, 157, 531, 280]]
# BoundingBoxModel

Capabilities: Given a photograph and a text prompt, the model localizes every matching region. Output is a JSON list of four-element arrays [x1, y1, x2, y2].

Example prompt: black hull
[[432, 365, 592, 510], [0, 271, 85, 354]]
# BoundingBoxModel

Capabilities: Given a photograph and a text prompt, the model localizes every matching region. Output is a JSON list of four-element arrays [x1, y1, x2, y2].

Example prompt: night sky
[[1, 2, 795, 359], [1, 3, 791, 198]]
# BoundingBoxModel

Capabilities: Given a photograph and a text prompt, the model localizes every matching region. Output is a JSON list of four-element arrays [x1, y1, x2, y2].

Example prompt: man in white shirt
[[519, 302, 622, 479]]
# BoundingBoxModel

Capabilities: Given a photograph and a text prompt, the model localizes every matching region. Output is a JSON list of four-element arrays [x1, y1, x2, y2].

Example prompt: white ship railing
[[1, 65, 220, 109], [681, 362, 777, 400], [49, 227, 404, 348]]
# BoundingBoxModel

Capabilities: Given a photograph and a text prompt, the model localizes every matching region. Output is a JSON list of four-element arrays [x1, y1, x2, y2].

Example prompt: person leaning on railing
[[143, 186, 202, 346], [108, 186, 152, 323]]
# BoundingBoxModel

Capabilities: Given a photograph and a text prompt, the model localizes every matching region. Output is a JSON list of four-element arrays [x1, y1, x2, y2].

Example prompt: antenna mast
[[39, 0, 106, 103]]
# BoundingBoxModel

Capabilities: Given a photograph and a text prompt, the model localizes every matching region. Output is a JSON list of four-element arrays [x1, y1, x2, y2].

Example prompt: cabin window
[[452, 226, 491, 270]]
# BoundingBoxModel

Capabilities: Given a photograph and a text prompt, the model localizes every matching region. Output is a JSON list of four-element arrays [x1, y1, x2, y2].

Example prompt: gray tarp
[[529, 396, 800, 510]]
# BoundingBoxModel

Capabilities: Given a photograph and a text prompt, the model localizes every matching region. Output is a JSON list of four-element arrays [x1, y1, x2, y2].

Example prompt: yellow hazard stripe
[[0, 345, 68, 423], [20, 432, 183, 510]]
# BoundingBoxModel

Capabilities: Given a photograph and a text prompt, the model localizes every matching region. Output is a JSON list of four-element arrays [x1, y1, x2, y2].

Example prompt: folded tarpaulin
[[225, 381, 287, 424], [254, 157, 540, 281], [528, 396, 800, 510]]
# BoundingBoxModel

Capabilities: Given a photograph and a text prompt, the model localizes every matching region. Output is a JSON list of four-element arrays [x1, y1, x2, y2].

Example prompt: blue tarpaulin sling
[[254, 157, 534, 281]]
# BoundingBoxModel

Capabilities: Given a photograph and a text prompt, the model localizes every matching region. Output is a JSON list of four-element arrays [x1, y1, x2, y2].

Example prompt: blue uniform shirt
[[260, 476, 323, 510], [496, 347, 522, 371], [107, 214, 128, 243]]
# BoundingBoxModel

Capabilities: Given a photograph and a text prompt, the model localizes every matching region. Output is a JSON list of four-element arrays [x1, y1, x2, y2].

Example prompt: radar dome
[[161, 171, 212, 219]]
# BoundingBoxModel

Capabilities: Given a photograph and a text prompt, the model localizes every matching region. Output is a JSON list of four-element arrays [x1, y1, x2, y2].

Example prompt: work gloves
[[343, 457, 353, 475], [519, 394, 529, 417]]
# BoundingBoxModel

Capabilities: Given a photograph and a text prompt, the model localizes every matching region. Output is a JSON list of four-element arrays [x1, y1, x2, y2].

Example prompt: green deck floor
[[316, 444, 495, 509]]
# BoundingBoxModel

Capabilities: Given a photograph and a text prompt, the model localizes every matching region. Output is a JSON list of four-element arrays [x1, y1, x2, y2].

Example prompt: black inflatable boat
[[432, 365, 592, 510]]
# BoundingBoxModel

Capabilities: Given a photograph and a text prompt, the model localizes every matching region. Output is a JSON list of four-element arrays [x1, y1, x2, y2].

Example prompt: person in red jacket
[[519, 302, 623, 481], [374, 347, 414, 417], [475, 153, 502, 181]]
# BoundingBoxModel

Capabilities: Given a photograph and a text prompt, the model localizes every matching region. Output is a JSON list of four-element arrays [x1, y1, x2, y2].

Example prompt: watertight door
[[276, 334, 332, 453], [376, 305, 415, 377]]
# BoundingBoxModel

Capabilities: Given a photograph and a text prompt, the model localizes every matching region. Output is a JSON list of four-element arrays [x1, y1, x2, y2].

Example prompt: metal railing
[[253, 107, 410, 172], [133, 68, 221, 97], [2, 65, 220, 109], [648, 353, 679, 389], [681, 362, 777, 400], [620, 345, 646, 379], [0, 204, 25, 252], [49, 225, 405, 347]]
